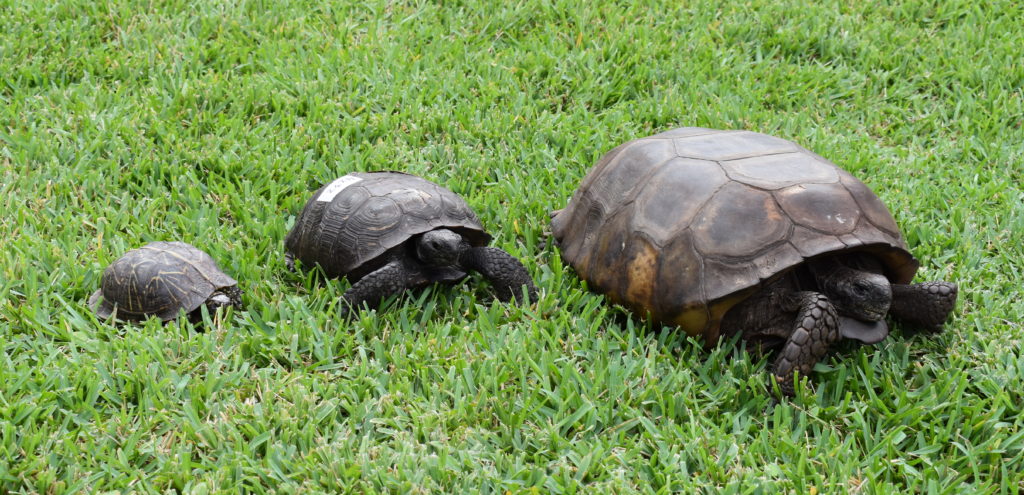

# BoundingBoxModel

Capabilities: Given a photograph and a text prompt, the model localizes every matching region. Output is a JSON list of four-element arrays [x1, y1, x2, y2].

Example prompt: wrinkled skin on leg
[[460, 247, 537, 303], [720, 281, 841, 396], [890, 282, 958, 331], [338, 258, 426, 319], [771, 292, 841, 396], [722, 254, 958, 397], [417, 229, 537, 303]]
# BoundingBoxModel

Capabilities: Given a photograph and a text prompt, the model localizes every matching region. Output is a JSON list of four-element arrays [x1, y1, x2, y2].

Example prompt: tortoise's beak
[[839, 317, 889, 344]]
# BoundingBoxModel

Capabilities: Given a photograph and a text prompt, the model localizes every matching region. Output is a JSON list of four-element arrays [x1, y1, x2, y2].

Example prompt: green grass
[[1, 0, 1022, 492]]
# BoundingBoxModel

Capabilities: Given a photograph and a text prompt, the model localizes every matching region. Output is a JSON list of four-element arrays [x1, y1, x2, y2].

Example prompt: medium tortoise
[[89, 241, 242, 322], [285, 171, 536, 316], [550, 127, 957, 395]]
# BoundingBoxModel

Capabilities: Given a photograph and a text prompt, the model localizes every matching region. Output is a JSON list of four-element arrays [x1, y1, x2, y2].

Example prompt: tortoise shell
[[285, 171, 491, 282], [551, 127, 920, 342], [89, 241, 238, 321]]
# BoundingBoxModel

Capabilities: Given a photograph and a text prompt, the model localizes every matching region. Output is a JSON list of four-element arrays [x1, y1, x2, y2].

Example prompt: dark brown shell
[[89, 241, 238, 321], [551, 128, 919, 341], [285, 171, 491, 282]]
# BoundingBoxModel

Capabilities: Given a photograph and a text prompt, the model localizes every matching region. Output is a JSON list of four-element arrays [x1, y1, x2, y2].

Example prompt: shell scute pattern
[[90, 241, 238, 321], [590, 138, 677, 216], [669, 130, 798, 161], [632, 158, 727, 247], [285, 171, 490, 282], [691, 182, 792, 259], [722, 152, 838, 189], [839, 171, 902, 237], [775, 182, 860, 235], [551, 128, 918, 338]]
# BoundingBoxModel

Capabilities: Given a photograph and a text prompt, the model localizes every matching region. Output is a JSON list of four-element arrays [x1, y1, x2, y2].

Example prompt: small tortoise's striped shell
[[551, 128, 919, 342], [89, 241, 238, 321], [285, 171, 491, 282]]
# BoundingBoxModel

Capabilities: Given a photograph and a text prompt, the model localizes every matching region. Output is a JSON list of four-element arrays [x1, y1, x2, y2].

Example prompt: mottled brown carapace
[[551, 128, 918, 342]]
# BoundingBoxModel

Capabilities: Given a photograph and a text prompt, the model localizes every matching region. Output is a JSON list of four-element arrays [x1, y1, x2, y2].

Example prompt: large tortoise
[[550, 127, 957, 395], [285, 171, 536, 316], [89, 241, 242, 322]]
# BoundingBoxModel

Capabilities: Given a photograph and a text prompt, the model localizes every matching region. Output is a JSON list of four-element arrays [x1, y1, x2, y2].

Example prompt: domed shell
[[285, 171, 491, 281], [89, 241, 238, 321], [551, 127, 920, 342]]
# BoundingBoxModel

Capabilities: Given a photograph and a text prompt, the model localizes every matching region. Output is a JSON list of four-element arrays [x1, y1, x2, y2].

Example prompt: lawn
[[1, 0, 1022, 493]]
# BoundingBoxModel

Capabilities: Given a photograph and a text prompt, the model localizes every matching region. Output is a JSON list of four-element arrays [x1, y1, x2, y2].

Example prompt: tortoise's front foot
[[890, 282, 958, 332], [462, 246, 537, 303], [285, 252, 297, 272], [339, 259, 420, 320], [772, 292, 841, 397]]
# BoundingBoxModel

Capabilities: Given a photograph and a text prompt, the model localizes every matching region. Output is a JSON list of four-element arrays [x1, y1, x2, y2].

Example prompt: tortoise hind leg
[[339, 259, 425, 320], [890, 282, 958, 332], [772, 292, 841, 397], [461, 246, 537, 303]]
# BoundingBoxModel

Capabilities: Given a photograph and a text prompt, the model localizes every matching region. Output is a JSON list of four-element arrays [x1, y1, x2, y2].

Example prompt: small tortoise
[[550, 127, 957, 395], [89, 241, 242, 322], [285, 171, 536, 316]]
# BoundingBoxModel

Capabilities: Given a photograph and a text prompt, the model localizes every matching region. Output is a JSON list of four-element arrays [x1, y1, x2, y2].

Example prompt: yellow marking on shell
[[624, 240, 658, 312], [141, 244, 221, 286], [763, 195, 784, 222], [367, 223, 400, 231], [127, 272, 139, 312]]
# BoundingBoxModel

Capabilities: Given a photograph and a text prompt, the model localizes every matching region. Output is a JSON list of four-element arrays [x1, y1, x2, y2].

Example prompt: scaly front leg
[[772, 292, 841, 397], [889, 282, 958, 332], [339, 259, 426, 319], [461, 246, 537, 303]]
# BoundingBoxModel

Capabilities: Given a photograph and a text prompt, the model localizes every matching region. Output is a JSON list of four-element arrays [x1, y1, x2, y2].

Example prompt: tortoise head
[[201, 286, 242, 314], [415, 229, 469, 268], [810, 260, 892, 322]]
